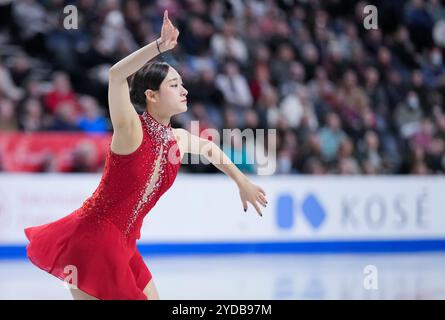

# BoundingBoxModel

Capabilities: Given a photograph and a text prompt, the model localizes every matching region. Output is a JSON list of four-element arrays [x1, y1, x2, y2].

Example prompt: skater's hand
[[238, 179, 267, 217], [158, 10, 179, 52]]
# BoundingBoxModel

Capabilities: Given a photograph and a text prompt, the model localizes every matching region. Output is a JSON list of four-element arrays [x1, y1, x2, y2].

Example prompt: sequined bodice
[[77, 111, 182, 242]]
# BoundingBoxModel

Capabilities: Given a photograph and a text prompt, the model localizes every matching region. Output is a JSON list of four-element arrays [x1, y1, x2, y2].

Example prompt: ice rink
[[1, 252, 444, 300]]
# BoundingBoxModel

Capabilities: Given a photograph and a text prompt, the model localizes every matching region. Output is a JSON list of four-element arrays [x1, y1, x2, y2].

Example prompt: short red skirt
[[24, 210, 151, 300]]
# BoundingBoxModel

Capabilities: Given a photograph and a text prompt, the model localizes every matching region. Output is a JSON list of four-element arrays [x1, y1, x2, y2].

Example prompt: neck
[[146, 108, 170, 127]]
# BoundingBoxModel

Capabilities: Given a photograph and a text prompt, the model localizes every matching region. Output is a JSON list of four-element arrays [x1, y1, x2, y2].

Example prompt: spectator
[[0, 0, 443, 175], [319, 112, 347, 162], [337, 137, 361, 174], [410, 117, 435, 151], [358, 130, 384, 174], [257, 87, 281, 129], [18, 98, 46, 132], [280, 86, 318, 130], [49, 102, 80, 131], [0, 58, 24, 101], [77, 96, 110, 133], [12, 0, 50, 57], [394, 91, 424, 139], [43, 72, 79, 115], [215, 61, 253, 109], [0, 98, 18, 131], [210, 19, 248, 64], [69, 141, 101, 173]]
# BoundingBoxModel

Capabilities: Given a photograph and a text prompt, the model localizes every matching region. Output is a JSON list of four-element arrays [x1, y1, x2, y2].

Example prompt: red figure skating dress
[[24, 110, 181, 300]]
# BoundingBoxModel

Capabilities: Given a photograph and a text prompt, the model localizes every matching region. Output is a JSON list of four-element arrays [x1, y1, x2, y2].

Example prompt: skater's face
[[148, 67, 188, 116]]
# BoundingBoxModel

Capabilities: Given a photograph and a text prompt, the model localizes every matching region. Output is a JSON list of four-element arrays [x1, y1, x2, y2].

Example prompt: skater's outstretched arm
[[108, 10, 179, 129], [174, 128, 268, 216]]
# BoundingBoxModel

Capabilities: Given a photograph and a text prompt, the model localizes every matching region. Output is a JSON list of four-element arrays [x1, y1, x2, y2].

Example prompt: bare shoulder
[[172, 128, 188, 158], [171, 127, 214, 156]]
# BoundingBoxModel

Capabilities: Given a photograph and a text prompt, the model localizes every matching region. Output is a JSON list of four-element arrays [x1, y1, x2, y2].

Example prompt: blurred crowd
[[0, 0, 444, 174]]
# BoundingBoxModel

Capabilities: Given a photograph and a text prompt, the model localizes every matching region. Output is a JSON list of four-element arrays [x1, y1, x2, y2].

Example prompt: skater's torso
[[75, 110, 182, 241]]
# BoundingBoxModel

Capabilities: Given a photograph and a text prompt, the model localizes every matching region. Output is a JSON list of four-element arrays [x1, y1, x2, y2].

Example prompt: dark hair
[[129, 61, 170, 109]]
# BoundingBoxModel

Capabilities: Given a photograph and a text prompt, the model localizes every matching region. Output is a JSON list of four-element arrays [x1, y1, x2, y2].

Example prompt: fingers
[[164, 10, 174, 28], [163, 10, 174, 29], [259, 187, 266, 196], [260, 193, 268, 203], [252, 202, 262, 217], [244, 198, 265, 216], [242, 199, 248, 212], [172, 27, 179, 40], [257, 193, 267, 207], [164, 12, 179, 37]]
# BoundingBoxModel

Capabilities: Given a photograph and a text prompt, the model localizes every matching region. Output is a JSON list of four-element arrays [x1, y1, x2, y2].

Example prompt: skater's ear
[[145, 89, 158, 103]]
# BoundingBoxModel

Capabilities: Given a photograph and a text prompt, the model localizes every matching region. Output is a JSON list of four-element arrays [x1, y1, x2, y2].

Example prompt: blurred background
[[0, 0, 444, 299]]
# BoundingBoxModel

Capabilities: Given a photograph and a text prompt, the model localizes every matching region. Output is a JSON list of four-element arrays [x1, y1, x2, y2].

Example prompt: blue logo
[[276, 193, 327, 230]]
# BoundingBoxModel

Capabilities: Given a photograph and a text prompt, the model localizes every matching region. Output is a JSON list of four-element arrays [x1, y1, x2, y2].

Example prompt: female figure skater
[[24, 10, 268, 300]]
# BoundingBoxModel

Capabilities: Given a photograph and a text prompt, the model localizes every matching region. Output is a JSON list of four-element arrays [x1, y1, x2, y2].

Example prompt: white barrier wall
[[0, 174, 444, 244]]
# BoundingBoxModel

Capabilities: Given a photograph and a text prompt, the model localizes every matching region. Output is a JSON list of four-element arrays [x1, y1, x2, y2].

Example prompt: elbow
[[204, 141, 219, 163], [108, 67, 124, 82]]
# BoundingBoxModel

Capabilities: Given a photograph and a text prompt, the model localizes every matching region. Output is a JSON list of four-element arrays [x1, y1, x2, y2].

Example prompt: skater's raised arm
[[174, 128, 268, 216], [108, 10, 179, 129]]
